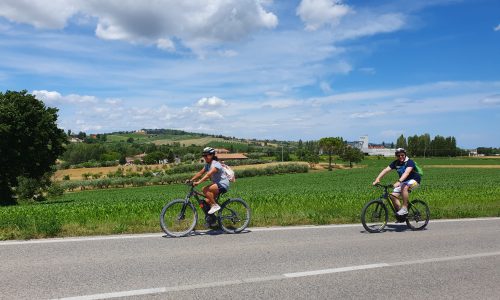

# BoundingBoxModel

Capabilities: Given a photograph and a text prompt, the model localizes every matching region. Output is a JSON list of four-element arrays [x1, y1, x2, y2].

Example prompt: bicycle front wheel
[[218, 198, 251, 234], [160, 199, 197, 237], [406, 199, 430, 230], [361, 199, 388, 233]]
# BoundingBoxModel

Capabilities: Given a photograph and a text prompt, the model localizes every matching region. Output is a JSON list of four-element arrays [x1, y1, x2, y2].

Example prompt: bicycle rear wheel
[[218, 198, 251, 234], [160, 199, 197, 237], [406, 199, 430, 230], [361, 199, 388, 233]]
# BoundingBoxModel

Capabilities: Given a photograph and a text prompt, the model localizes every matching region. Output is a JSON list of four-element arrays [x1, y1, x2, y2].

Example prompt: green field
[[1, 158, 499, 240]]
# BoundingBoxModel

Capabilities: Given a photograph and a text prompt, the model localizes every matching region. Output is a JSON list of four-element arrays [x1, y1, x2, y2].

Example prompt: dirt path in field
[[425, 165, 500, 169]]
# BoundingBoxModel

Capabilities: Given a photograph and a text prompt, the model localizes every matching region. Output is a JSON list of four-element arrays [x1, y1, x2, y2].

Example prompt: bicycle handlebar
[[374, 183, 394, 189]]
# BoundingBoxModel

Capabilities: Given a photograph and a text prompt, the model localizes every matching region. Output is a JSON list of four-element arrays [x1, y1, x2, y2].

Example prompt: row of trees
[[396, 134, 465, 157]]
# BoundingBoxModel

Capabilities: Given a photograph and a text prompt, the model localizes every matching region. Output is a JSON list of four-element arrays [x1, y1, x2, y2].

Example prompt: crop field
[[1, 157, 499, 240]]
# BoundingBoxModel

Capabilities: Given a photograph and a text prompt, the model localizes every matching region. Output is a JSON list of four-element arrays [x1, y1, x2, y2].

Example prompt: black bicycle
[[160, 181, 251, 237], [361, 183, 430, 233]]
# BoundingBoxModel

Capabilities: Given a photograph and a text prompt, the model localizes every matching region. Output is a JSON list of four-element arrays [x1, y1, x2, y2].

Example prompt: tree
[[0, 90, 66, 205], [396, 134, 407, 149], [319, 137, 344, 171], [339, 146, 364, 168]]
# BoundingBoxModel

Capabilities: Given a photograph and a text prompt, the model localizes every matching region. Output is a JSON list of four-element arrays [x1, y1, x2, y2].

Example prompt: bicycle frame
[[377, 184, 402, 216]]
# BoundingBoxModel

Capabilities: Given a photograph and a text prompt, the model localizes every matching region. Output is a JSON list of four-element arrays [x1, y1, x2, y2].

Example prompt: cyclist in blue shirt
[[373, 148, 421, 216], [190, 147, 230, 214]]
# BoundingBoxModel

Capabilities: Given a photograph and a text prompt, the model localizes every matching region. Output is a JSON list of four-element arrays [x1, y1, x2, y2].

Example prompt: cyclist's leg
[[203, 184, 219, 207], [400, 185, 410, 210], [390, 186, 402, 210], [401, 180, 419, 210]]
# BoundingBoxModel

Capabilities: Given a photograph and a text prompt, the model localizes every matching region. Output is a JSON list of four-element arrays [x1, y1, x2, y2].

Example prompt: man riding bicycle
[[190, 147, 230, 215], [373, 148, 421, 216]]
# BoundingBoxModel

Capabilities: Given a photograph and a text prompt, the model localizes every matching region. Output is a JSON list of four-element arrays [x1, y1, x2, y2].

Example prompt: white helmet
[[202, 147, 216, 155]]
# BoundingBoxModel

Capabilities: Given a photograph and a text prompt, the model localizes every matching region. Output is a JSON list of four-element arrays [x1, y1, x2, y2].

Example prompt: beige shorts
[[393, 179, 419, 193]]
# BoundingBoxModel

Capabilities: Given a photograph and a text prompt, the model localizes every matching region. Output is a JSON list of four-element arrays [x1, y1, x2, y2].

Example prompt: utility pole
[[281, 144, 284, 162]]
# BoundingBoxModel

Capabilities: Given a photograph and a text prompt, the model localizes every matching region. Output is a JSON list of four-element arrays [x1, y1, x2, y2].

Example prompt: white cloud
[[350, 111, 385, 118], [0, 0, 278, 53], [196, 96, 227, 107], [0, 0, 78, 29], [201, 111, 224, 119], [480, 94, 500, 105], [332, 12, 407, 41], [32, 90, 63, 103], [320, 81, 332, 93], [297, 0, 351, 31], [156, 38, 175, 51], [495, 24, 500, 31], [33, 90, 98, 104], [262, 99, 303, 109]]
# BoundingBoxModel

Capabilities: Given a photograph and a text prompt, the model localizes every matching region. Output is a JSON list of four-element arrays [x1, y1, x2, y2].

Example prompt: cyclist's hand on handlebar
[[372, 180, 380, 186], [193, 181, 200, 186]]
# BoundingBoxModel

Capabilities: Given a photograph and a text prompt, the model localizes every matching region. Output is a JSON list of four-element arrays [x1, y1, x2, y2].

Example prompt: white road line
[[57, 287, 167, 300], [283, 263, 389, 278], [2, 217, 499, 246], [53, 251, 500, 300]]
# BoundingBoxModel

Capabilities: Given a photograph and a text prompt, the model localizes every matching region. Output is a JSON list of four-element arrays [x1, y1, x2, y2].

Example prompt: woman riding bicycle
[[190, 147, 229, 215], [372, 148, 421, 216]]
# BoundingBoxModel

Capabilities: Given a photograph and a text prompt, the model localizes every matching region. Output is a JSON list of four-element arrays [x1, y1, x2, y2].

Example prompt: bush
[[47, 183, 64, 197], [16, 176, 42, 200], [62, 175, 70, 181]]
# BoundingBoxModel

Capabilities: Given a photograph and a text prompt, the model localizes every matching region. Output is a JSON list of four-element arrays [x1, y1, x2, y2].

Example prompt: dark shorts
[[216, 183, 227, 194]]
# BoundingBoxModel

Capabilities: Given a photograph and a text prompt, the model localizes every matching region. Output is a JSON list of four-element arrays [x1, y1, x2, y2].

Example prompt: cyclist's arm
[[194, 167, 218, 185], [191, 168, 205, 182], [398, 166, 413, 182], [373, 166, 392, 185]]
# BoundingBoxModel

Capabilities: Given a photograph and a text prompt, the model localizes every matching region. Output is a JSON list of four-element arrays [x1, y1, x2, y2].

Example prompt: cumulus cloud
[[297, 0, 351, 31], [0, 0, 78, 29], [495, 24, 500, 31], [32, 90, 98, 104], [0, 0, 278, 52], [196, 96, 227, 107]]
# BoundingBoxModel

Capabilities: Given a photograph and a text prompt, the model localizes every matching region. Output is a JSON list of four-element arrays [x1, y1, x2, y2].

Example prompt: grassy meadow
[[1, 157, 499, 240]]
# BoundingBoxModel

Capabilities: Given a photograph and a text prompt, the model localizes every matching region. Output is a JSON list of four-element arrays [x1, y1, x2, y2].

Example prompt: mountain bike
[[361, 183, 430, 233], [160, 181, 251, 237]]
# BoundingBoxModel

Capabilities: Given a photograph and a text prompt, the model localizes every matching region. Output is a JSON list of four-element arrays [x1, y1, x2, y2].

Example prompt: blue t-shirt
[[204, 160, 230, 189], [389, 158, 421, 183]]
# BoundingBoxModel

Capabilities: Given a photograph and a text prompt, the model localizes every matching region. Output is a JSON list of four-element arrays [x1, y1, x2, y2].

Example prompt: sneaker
[[208, 204, 221, 215], [397, 207, 408, 216]]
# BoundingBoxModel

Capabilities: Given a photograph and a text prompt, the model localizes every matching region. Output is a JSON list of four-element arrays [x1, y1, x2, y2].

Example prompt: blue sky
[[0, 0, 499, 148]]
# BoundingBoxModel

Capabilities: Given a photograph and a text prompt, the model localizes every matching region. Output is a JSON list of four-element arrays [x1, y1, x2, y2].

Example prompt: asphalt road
[[1, 218, 499, 300]]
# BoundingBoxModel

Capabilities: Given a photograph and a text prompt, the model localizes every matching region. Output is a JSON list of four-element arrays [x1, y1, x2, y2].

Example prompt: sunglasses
[[202, 154, 210, 157], [397, 154, 406, 157]]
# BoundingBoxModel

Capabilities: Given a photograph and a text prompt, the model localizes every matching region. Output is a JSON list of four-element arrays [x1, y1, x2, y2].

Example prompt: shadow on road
[[360, 223, 429, 234], [162, 229, 251, 239]]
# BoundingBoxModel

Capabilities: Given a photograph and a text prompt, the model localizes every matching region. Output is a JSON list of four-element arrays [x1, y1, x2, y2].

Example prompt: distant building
[[350, 136, 395, 157], [214, 148, 230, 154]]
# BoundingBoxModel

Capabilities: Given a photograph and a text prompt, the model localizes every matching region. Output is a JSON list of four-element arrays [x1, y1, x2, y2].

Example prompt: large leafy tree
[[339, 146, 364, 168], [319, 137, 344, 171], [0, 90, 66, 205]]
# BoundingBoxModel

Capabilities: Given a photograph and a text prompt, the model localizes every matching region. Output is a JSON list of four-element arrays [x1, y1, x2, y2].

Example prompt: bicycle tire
[[218, 198, 251, 234], [406, 199, 430, 230], [160, 199, 198, 237], [361, 199, 388, 233]]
